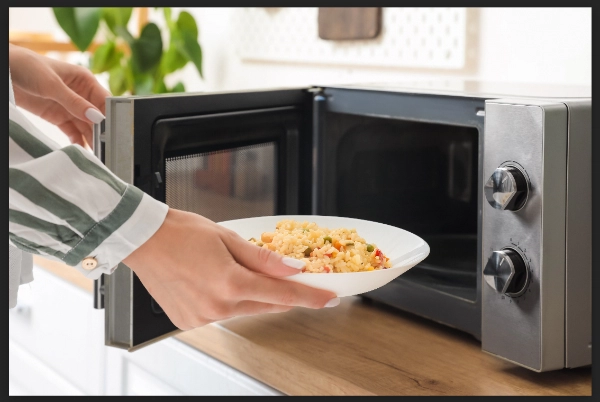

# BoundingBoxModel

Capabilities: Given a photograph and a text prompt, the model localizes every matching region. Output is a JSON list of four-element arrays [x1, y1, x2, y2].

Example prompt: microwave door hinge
[[92, 120, 106, 309], [92, 119, 106, 162], [94, 274, 105, 310]]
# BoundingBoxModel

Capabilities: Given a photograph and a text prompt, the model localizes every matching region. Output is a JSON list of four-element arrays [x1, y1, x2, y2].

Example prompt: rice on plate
[[248, 219, 392, 273]]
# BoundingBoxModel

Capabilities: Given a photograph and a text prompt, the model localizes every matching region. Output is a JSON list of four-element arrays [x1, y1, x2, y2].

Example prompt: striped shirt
[[9, 72, 168, 308]]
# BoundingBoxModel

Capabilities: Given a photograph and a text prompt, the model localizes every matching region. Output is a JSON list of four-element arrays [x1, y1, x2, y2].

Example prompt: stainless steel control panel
[[482, 99, 568, 372]]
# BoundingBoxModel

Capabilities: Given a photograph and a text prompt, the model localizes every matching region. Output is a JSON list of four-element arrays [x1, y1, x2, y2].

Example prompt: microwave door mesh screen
[[165, 143, 276, 222]]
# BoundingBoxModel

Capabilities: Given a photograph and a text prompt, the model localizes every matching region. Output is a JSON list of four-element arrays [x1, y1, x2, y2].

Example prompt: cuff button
[[82, 257, 98, 270]]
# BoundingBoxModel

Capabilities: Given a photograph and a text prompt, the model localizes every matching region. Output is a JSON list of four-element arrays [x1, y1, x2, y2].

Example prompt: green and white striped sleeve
[[9, 101, 169, 279]]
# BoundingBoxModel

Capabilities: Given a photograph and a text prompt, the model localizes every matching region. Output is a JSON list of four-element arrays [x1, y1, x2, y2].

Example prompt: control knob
[[483, 248, 529, 296], [484, 166, 529, 211]]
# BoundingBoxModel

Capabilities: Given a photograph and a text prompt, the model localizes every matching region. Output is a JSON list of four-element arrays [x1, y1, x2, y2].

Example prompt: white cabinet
[[9, 265, 284, 396], [9, 266, 105, 395], [106, 338, 282, 395], [105, 337, 282, 396]]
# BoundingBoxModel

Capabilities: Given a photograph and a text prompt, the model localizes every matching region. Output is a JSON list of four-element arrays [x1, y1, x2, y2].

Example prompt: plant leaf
[[153, 79, 168, 94], [101, 8, 133, 36], [180, 30, 203, 78], [170, 82, 185, 93], [163, 8, 172, 24], [176, 11, 198, 39], [114, 26, 135, 47], [52, 7, 101, 51], [133, 73, 154, 95], [160, 44, 188, 74], [90, 41, 122, 74], [130, 23, 163, 73], [108, 66, 127, 95]]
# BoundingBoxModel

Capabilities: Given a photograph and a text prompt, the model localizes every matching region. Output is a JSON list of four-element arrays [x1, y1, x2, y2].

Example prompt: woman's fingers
[[22, 64, 106, 126], [240, 271, 338, 309], [219, 228, 339, 308], [220, 228, 307, 277], [13, 87, 92, 146], [232, 300, 294, 316], [51, 80, 105, 125]]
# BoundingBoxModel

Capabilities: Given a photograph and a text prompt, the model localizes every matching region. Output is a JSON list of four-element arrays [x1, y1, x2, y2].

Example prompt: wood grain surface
[[33, 256, 591, 396], [33, 256, 94, 293]]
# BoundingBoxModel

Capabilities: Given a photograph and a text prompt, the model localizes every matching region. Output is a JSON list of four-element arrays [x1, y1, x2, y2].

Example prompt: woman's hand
[[123, 209, 340, 331], [9, 44, 111, 147]]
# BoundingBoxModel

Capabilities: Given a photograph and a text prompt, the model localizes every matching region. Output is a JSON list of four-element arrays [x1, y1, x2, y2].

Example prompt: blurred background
[[9, 7, 591, 144]]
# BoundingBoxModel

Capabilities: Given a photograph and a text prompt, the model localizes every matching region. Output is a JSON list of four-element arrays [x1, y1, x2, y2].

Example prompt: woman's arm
[[9, 101, 168, 279]]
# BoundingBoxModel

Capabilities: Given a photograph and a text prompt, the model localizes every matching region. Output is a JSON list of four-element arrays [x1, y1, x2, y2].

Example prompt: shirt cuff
[[66, 186, 169, 280]]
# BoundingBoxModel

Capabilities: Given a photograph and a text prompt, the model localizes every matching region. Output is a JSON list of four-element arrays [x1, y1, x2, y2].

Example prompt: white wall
[[9, 7, 591, 144], [476, 8, 591, 86], [10, 7, 592, 90], [177, 7, 591, 91]]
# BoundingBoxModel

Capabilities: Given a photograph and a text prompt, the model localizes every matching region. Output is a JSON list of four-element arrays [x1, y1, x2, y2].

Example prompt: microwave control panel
[[481, 99, 568, 372]]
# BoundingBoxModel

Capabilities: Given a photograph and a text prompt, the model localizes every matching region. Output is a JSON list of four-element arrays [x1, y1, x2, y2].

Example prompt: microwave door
[[99, 88, 314, 351]]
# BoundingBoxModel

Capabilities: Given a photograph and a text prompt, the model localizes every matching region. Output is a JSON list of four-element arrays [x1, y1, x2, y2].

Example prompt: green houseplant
[[52, 7, 203, 95]]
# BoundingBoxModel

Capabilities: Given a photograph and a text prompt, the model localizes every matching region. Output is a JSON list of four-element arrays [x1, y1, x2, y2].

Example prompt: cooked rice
[[248, 219, 392, 273]]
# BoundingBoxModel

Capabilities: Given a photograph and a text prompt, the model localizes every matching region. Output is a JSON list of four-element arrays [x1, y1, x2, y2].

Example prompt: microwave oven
[[92, 80, 591, 373]]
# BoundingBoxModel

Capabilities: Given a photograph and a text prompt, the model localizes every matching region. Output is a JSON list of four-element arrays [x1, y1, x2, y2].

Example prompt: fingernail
[[85, 108, 105, 124], [324, 297, 340, 308], [282, 257, 305, 270]]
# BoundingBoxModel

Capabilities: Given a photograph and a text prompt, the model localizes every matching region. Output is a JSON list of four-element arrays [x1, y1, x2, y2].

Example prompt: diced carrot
[[261, 232, 275, 243]]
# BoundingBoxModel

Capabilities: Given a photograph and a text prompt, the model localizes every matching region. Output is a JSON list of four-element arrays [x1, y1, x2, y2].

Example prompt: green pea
[[323, 236, 332, 243], [304, 247, 313, 257], [366, 244, 374, 252]]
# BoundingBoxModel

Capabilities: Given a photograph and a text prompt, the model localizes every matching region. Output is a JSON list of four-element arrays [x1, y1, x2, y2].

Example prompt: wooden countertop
[[34, 256, 592, 396]]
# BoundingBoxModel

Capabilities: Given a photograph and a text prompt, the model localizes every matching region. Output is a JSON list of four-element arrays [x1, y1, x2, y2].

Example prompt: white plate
[[218, 215, 430, 297]]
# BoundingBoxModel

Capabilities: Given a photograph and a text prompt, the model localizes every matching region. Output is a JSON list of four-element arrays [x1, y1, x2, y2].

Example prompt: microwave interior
[[321, 112, 479, 302]]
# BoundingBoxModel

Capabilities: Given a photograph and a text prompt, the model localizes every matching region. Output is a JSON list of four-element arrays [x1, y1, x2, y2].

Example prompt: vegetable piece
[[323, 236, 332, 243], [304, 247, 313, 257], [261, 232, 275, 243], [366, 244, 374, 252]]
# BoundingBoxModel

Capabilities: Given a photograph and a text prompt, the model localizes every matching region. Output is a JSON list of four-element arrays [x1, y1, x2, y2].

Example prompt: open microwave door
[[96, 88, 316, 350]]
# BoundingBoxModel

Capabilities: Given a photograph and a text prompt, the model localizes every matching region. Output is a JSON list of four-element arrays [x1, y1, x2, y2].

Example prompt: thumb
[[51, 81, 105, 124], [220, 229, 306, 277]]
